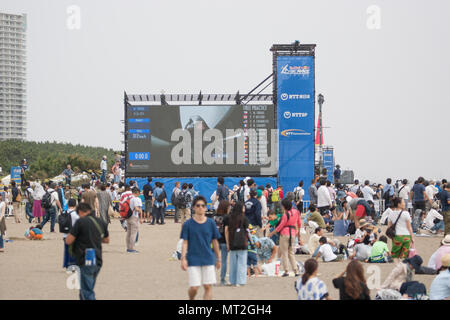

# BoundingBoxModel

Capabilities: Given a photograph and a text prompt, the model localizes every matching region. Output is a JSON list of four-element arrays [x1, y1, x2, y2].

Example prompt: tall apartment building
[[0, 12, 27, 140]]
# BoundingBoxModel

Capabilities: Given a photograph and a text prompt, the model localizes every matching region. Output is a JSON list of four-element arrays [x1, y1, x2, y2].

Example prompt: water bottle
[[85, 248, 96, 266]]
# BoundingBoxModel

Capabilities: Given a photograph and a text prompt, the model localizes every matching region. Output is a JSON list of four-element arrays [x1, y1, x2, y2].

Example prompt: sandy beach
[[0, 216, 443, 300]]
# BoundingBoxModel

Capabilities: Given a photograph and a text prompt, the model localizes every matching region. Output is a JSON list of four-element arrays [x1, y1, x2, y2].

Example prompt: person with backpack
[[11, 181, 23, 224], [126, 187, 143, 253], [265, 184, 273, 210], [294, 181, 305, 213], [187, 183, 198, 217], [224, 202, 249, 287], [383, 178, 395, 208], [215, 177, 230, 204], [214, 200, 231, 286], [180, 195, 221, 299], [237, 180, 246, 204], [177, 183, 192, 227], [40, 182, 62, 232], [272, 186, 283, 214], [24, 182, 34, 223], [268, 198, 301, 277], [172, 182, 181, 223], [65, 203, 109, 300], [152, 182, 167, 225], [61, 199, 79, 268]]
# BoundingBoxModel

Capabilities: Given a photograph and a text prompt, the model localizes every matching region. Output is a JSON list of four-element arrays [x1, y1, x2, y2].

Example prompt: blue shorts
[[247, 252, 258, 267]]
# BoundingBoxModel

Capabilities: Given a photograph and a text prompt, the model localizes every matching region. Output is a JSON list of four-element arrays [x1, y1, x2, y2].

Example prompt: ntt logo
[[281, 129, 311, 137]]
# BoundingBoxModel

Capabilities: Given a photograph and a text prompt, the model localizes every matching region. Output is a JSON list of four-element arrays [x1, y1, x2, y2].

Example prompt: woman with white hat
[[433, 235, 450, 270]]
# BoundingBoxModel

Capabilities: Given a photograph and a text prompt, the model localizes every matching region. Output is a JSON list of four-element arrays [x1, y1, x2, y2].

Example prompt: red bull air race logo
[[280, 64, 310, 76]]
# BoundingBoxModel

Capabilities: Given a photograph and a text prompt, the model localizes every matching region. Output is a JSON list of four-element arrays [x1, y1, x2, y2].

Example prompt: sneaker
[[294, 273, 301, 277], [281, 272, 289, 277], [127, 249, 139, 253], [135, 242, 139, 246]]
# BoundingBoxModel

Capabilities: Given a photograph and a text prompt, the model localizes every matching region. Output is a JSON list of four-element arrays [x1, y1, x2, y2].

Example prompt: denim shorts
[[247, 252, 258, 267]]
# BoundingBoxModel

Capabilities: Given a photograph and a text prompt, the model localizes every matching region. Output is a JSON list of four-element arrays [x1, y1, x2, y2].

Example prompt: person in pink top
[[268, 198, 301, 277], [434, 235, 450, 270]]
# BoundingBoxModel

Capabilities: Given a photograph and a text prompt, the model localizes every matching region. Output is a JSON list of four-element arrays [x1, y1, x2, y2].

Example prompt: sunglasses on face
[[195, 204, 206, 208]]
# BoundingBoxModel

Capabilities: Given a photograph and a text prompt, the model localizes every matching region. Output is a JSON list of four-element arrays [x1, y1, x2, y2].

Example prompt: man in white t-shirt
[[315, 237, 344, 262], [425, 181, 437, 212], [126, 187, 143, 253], [398, 179, 411, 210], [40, 182, 63, 233], [362, 180, 376, 202], [317, 179, 333, 215]]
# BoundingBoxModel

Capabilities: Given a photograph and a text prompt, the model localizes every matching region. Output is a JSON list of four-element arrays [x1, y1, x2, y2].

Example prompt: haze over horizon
[[2, 0, 449, 183]]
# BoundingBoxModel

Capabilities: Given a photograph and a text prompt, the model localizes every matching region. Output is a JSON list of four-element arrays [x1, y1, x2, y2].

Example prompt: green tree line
[[0, 140, 119, 180]]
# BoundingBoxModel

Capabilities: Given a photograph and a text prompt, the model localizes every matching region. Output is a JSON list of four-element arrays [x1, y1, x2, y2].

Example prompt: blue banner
[[323, 149, 334, 183], [11, 166, 21, 183], [277, 55, 315, 199]]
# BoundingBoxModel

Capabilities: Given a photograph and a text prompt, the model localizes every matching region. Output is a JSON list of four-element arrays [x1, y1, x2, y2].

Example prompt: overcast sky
[[2, 0, 449, 183]]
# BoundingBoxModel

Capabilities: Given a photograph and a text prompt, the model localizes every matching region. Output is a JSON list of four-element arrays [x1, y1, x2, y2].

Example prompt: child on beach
[[25, 225, 43, 240], [247, 225, 262, 277]]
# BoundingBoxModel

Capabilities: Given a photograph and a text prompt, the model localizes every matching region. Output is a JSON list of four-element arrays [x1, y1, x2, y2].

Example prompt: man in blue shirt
[[151, 182, 165, 225], [245, 190, 262, 230], [410, 177, 432, 212], [180, 195, 221, 300], [333, 165, 341, 184]]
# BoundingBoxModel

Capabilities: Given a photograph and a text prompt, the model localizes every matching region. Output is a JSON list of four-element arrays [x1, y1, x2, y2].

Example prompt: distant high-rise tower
[[0, 12, 27, 140]]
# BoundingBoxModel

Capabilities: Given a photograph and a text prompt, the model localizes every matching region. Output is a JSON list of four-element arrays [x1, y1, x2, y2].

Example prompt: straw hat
[[442, 235, 450, 246], [441, 254, 450, 268]]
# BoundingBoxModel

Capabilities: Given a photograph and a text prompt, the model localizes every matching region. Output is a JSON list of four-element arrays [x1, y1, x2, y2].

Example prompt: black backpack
[[157, 190, 166, 203], [42, 190, 55, 209], [238, 188, 245, 202], [231, 220, 248, 250], [58, 209, 73, 233], [267, 190, 273, 204], [171, 189, 179, 207], [383, 186, 392, 201], [176, 190, 188, 209]]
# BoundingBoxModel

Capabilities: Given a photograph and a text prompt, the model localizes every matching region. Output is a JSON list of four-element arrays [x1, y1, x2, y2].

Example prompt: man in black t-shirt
[[142, 178, 153, 223], [66, 203, 109, 300]]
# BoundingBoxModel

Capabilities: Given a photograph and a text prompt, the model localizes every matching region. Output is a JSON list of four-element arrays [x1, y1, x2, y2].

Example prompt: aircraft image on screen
[[126, 104, 274, 176]]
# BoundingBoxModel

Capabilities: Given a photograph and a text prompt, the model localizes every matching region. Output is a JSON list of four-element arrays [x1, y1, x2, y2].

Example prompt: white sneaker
[[135, 242, 139, 246]]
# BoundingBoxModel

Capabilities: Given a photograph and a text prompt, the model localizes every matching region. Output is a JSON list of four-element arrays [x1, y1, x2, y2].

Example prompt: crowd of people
[[0, 165, 449, 301]]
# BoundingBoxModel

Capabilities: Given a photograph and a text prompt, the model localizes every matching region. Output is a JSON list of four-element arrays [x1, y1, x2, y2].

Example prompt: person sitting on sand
[[25, 225, 43, 240], [296, 259, 331, 300], [333, 260, 371, 300], [315, 237, 345, 262], [349, 235, 372, 262], [368, 235, 391, 263], [254, 236, 277, 265]]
